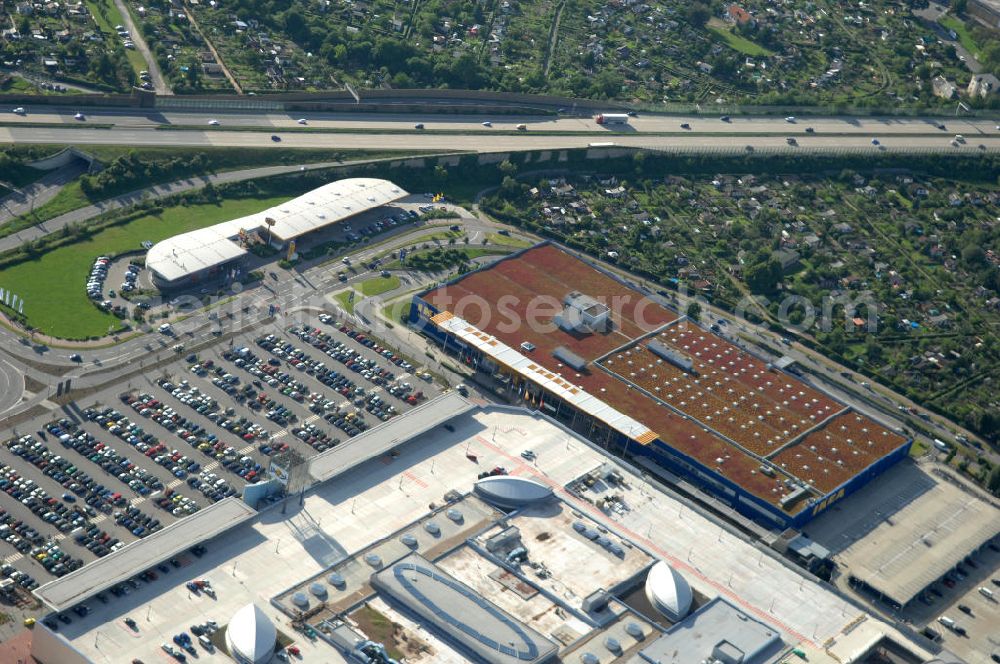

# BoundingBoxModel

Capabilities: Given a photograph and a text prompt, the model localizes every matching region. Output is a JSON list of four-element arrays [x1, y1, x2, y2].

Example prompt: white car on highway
[[12, 107, 25, 115], [482, 121, 492, 127], [74, 112, 85, 121], [208, 119, 220, 126], [296, 118, 308, 125]]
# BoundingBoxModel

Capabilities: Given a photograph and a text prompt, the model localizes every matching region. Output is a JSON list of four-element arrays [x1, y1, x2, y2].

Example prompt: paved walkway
[[0, 161, 88, 224], [113, 0, 171, 94]]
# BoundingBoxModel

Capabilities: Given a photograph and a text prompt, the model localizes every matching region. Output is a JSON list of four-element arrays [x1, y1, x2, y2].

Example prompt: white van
[[158, 323, 172, 334], [932, 438, 950, 452], [979, 586, 995, 600], [937, 615, 956, 629]]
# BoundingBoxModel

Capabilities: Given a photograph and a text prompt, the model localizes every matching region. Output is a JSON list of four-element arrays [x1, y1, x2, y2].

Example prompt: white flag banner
[[0, 288, 5, 303], [4, 290, 9, 306], [10, 295, 17, 310], [18, 299, 23, 315]]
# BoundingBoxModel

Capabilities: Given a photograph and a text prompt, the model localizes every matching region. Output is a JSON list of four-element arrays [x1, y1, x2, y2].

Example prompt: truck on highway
[[595, 113, 630, 125]]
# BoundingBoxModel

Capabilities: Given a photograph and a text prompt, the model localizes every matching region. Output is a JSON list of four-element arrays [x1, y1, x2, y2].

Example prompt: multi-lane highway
[[2, 106, 999, 153], [3, 125, 1000, 153]]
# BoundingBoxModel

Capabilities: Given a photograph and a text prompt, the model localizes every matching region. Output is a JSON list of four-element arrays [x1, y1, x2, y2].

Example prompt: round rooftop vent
[[581, 653, 600, 664], [365, 553, 383, 568], [400, 533, 418, 548], [446, 508, 463, 522], [328, 573, 345, 588], [624, 622, 644, 640], [604, 637, 621, 653], [424, 521, 441, 536], [309, 582, 327, 598], [291, 592, 309, 608]]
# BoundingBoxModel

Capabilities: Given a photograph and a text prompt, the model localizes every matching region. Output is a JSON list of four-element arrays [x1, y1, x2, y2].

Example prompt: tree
[[961, 243, 987, 267], [683, 2, 711, 28], [686, 302, 702, 320], [988, 464, 1000, 496], [499, 160, 517, 177], [745, 258, 783, 293], [185, 62, 201, 90]]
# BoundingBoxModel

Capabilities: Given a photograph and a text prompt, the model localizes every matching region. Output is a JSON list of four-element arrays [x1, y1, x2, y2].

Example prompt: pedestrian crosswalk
[[3, 553, 23, 564], [167, 478, 183, 489]]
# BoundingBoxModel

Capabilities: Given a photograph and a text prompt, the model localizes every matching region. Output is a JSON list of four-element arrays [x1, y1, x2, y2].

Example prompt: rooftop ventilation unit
[[400, 533, 418, 548], [291, 592, 309, 608], [424, 521, 441, 535], [556, 291, 610, 334], [554, 346, 588, 372], [624, 622, 645, 639], [779, 485, 809, 509], [365, 553, 383, 568], [309, 582, 327, 598], [648, 340, 697, 375], [328, 573, 346, 588]]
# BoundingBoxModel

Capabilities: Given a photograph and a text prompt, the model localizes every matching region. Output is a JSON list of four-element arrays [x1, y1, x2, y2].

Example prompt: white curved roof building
[[644, 560, 693, 622], [225, 603, 277, 664], [146, 178, 407, 287], [474, 475, 554, 509]]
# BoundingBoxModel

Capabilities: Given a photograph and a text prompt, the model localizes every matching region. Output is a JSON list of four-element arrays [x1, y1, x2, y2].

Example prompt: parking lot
[[0, 312, 439, 626], [906, 540, 1000, 664]]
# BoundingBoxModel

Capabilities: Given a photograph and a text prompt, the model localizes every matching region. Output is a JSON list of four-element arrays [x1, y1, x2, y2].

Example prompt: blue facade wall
[[409, 289, 911, 531]]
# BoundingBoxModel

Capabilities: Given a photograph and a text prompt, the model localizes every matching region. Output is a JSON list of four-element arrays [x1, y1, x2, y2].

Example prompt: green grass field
[[1, 195, 289, 338], [486, 232, 533, 248], [359, 275, 400, 297], [708, 20, 774, 57], [381, 299, 410, 324], [1, 147, 398, 238], [334, 289, 357, 314], [939, 15, 982, 59]]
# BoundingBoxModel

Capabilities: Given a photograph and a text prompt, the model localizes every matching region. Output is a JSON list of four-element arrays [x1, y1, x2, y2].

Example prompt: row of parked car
[[157, 380, 269, 444], [86, 256, 111, 300], [0, 464, 86, 576], [39, 545, 211, 634], [1, 561, 39, 591], [50, 420, 165, 497], [125, 385, 253, 497], [78, 406, 203, 516], [289, 325, 425, 409], [238, 340, 369, 440]]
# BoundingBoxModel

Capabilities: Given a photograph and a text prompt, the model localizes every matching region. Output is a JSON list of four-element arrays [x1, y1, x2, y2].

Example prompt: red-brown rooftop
[[421, 244, 907, 511]]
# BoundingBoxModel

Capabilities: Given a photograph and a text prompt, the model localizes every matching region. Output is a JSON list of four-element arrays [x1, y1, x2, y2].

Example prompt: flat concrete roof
[[632, 597, 785, 664], [816, 463, 1000, 606], [32, 497, 257, 612], [371, 552, 559, 664], [308, 391, 474, 483], [49, 407, 932, 664]]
